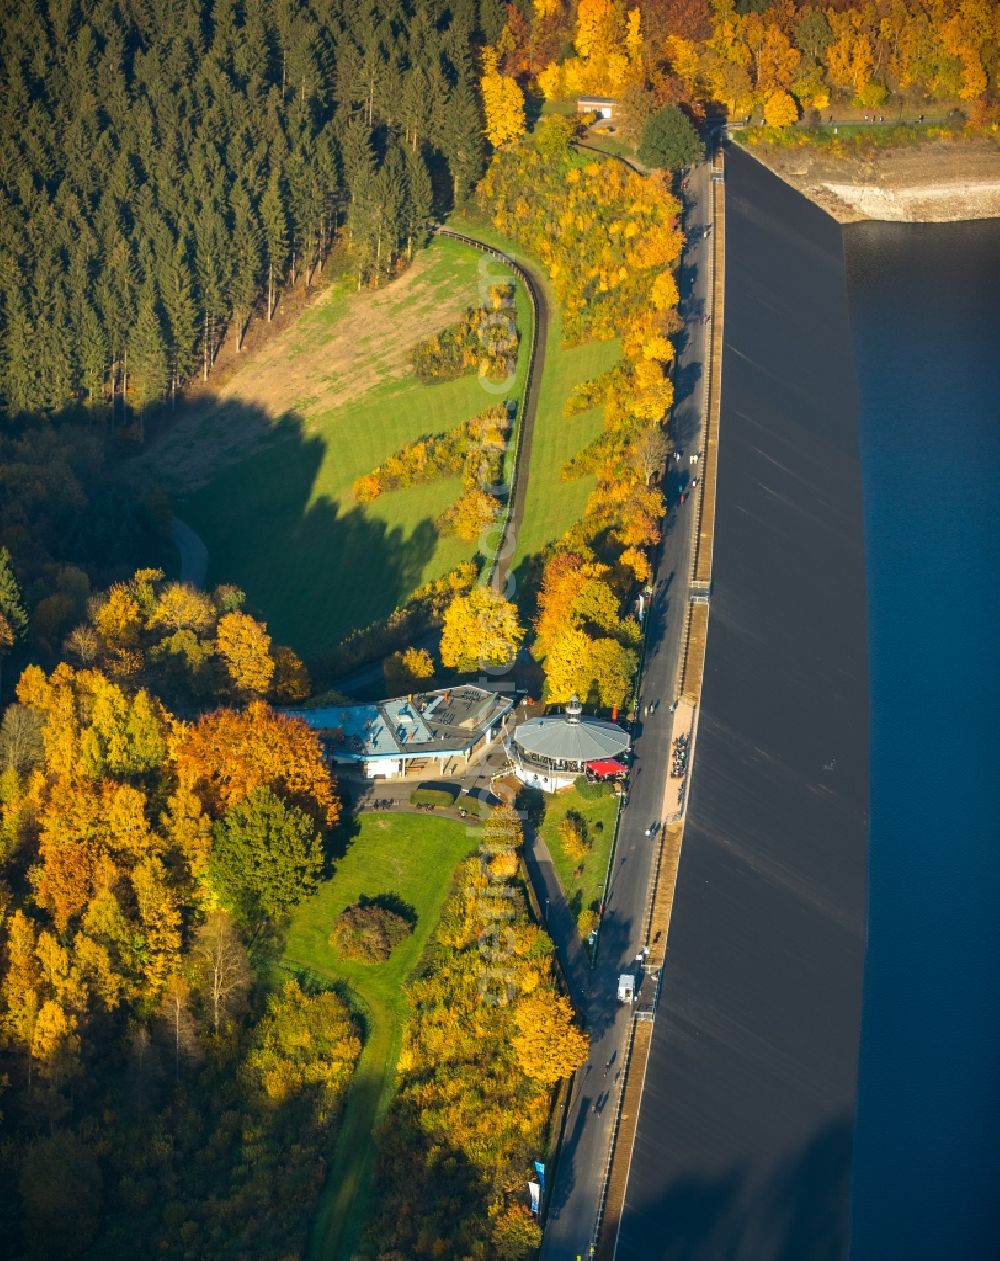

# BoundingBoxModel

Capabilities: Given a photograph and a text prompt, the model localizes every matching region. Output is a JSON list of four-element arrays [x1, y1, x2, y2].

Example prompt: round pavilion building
[[507, 696, 631, 793]]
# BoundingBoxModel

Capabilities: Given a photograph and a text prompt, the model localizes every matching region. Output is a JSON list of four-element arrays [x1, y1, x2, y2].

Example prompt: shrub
[[331, 898, 415, 963], [352, 405, 509, 507], [577, 907, 599, 938], [558, 811, 590, 863], [458, 792, 484, 817], [573, 775, 614, 799], [410, 786, 458, 808], [410, 291, 519, 383]]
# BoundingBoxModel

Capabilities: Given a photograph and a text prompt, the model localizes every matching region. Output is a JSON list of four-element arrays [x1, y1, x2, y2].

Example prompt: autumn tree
[[481, 47, 526, 147], [384, 645, 435, 694], [493, 1203, 543, 1260], [632, 426, 669, 483], [173, 701, 340, 829], [157, 973, 200, 1081], [190, 910, 251, 1034], [149, 582, 216, 634], [512, 991, 589, 1084], [269, 644, 311, 702], [0, 703, 43, 775], [215, 611, 274, 696], [559, 811, 590, 863], [209, 786, 324, 935], [132, 855, 183, 992], [764, 87, 798, 127], [245, 979, 360, 1113], [439, 587, 524, 672]]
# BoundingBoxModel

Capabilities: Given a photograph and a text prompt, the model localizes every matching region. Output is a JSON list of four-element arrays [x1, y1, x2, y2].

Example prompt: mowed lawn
[[280, 812, 478, 1261], [177, 236, 530, 660], [448, 211, 622, 565], [536, 785, 621, 930]]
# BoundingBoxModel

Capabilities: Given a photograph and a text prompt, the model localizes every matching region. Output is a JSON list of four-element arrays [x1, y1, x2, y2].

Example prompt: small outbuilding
[[576, 96, 618, 120], [507, 695, 631, 794]]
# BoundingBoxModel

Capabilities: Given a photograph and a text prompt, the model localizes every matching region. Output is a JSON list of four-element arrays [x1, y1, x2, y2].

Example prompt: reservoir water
[[846, 221, 1000, 1258]]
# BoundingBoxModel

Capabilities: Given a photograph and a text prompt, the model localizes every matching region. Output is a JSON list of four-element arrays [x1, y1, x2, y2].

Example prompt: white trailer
[[617, 973, 636, 1004]]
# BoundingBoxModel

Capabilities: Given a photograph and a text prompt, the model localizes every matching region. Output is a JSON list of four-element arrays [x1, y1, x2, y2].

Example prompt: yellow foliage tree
[[439, 587, 524, 671], [512, 991, 589, 1084], [764, 87, 798, 127], [131, 855, 182, 992], [270, 644, 311, 702], [30, 999, 81, 1085], [93, 584, 141, 651], [149, 583, 216, 634], [620, 545, 651, 583], [384, 646, 435, 694], [481, 48, 526, 148], [216, 611, 274, 696], [559, 812, 589, 863]]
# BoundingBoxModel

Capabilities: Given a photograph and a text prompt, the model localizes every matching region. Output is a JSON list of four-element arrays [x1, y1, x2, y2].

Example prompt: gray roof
[[288, 685, 513, 761], [512, 715, 629, 763]]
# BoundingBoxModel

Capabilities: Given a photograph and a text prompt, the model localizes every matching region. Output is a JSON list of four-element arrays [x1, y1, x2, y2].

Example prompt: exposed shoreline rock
[[736, 136, 1000, 223]]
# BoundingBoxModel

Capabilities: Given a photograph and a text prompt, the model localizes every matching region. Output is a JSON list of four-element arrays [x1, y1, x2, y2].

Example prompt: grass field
[[279, 811, 478, 1261], [447, 212, 623, 567], [535, 785, 621, 930], [160, 237, 530, 660]]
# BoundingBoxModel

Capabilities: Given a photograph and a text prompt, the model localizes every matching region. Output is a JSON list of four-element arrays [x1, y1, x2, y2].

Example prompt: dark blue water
[[846, 220, 1000, 1260]]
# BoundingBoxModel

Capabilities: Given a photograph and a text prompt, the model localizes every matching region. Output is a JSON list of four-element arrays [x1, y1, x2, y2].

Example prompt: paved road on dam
[[540, 152, 717, 1261]]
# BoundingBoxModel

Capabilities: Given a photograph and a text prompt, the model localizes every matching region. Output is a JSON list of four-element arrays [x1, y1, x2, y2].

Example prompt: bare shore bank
[[739, 135, 1000, 223]]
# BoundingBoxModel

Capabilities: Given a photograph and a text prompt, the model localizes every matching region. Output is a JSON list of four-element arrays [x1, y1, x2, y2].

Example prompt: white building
[[576, 96, 618, 120], [507, 696, 631, 794], [288, 685, 514, 780]]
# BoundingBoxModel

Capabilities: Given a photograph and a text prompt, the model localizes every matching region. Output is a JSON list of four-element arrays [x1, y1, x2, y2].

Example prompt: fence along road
[[434, 226, 548, 592]]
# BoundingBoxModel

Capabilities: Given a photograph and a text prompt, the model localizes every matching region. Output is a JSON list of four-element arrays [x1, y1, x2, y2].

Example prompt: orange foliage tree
[[172, 701, 340, 830]]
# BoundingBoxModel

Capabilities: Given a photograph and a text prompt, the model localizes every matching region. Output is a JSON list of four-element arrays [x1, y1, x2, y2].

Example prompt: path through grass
[[279, 812, 478, 1261], [447, 212, 622, 566], [167, 237, 530, 660]]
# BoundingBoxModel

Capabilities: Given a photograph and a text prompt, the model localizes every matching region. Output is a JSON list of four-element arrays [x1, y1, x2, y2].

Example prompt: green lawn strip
[[279, 813, 478, 1261], [537, 786, 621, 931], [179, 237, 529, 660], [447, 212, 623, 564]]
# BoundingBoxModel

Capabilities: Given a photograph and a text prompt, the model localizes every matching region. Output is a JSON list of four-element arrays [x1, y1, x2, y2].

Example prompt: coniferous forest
[[0, 0, 501, 418]]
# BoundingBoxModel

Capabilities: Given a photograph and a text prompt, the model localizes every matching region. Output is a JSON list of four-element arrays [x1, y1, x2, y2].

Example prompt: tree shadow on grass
[[168, 404, 442, 668], [361, 1097, 499, 1259], [357, 891, 418, 929]]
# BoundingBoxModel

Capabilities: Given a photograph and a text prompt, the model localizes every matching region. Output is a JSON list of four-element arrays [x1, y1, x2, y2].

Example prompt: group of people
[[671, 732, 690, 780], [368, 797, 396, 810]]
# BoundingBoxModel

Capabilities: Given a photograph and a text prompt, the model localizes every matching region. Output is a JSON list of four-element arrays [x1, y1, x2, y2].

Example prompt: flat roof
[[288, 685, 513, 762]]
